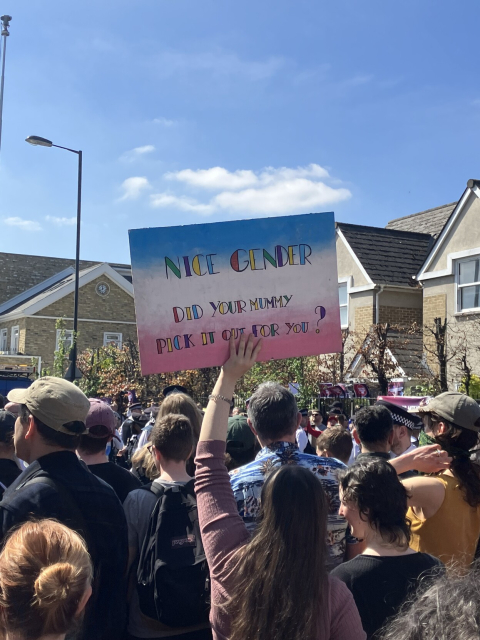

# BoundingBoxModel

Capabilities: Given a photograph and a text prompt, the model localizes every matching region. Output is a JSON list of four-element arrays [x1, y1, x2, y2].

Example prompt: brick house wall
[[0, 318, 27, 353], [354, 306, 374, 340], [0, 273, 137, 373], [37, 276, 136, 323], [422, 294, 447, 373], [379, 305, 422, 327], [25, 317, 137, 372]]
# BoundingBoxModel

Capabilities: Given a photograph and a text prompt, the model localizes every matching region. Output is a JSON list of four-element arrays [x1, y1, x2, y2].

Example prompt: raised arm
[[390, 444, 451, 475], [199, 333, 262, 442], [195, 335, 262, 584]]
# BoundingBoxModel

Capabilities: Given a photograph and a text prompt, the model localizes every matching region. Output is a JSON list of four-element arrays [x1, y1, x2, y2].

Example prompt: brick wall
[[0, 318, 27, 354], [25, 317, 138, 372], [423, 294, 447, 373], [379, 306, 422, 327], [354, 306, 374, 341], [38, 276, 136, 323], [0, 253, 98, 305]]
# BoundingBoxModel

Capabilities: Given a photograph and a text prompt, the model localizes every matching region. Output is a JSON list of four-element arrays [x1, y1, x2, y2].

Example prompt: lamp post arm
[[52, 143, 80, 154]]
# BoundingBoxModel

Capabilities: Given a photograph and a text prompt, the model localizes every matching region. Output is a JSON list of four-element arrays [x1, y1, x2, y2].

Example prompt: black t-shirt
[[0, 459, 22, 496], [88, 461, 141, 503], [0, 451, 128, 640], [331, 553, 444, 638]]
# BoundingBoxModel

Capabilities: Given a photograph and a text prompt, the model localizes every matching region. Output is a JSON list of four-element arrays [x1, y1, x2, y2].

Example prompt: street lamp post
[[0, 15, 12, 154], [25, 136, 83, 382]]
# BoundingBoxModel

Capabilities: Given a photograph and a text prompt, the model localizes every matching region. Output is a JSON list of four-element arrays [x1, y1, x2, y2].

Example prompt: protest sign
[[129, 212, 342, 375]]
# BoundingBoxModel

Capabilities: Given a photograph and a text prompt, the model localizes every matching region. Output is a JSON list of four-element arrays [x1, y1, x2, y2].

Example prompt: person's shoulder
[[328, 573, 359, 603], [330, 556, 369, 581], [123, 484, 155, 511], [417, 552, 445, 569], [229, 458, 263, 482], [298, 452, 345, 473]]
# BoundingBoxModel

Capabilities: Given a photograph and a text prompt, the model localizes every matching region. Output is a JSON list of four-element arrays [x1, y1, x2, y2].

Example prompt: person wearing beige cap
[[402, 392, 480, 569], [0, 377, 129, 640]]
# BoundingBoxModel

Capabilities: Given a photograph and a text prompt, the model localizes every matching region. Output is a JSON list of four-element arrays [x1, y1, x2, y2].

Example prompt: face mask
[[418, 431, 437, 447]]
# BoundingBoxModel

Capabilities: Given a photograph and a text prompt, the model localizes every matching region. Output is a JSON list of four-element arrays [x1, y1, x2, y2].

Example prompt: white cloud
[[165, 167, 258, 191], [46, 215, 76, 226], [153, 117, 176, 127], [213, 179, 350, 214], [4, 217, 42, 231], [150, 193, 213, 214], [151, 163, 351, 216], [154, 50, 285, 81], [119, 177, 151, 201], [120, 145, 155, 162], [165, 163, 330, 191]]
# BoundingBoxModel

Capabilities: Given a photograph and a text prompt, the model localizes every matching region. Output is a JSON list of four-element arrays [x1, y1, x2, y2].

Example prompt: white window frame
[[103, 332, 122, 349], [0, 328, 7, 352], [456, 255, 480, 314], [10, 326, 19, 354], [338, 277, 351, 329], [55, 329, 74, 352]]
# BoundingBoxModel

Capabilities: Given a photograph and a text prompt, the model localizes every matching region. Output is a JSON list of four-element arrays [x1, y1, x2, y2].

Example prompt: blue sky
[[1, 0, 479, 264]]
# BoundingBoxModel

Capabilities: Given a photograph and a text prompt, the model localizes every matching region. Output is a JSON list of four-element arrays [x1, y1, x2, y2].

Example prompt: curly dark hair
[[423, 412, 480, 507], [340, 458, 411, 548], [379, 563, 480, 640]]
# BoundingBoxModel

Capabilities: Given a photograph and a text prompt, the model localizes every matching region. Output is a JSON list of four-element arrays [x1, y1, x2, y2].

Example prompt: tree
[[42, 318, 73, 378], [423, 318, 452, 392], [316, 329, 355, 384], [352, 323, 425, 396]]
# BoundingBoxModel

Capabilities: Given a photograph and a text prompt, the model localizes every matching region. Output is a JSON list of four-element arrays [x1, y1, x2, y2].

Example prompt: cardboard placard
[[129, 212, 342, 374]]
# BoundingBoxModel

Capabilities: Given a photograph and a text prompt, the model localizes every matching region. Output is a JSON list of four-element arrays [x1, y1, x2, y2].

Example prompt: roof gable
[[337, 223, 433, 287], [0, 263, 133, 321], [417, 182, 480, 280]]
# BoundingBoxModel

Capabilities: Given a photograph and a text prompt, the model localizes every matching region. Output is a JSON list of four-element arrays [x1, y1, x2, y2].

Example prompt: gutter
[[375, 285, 385, 324]]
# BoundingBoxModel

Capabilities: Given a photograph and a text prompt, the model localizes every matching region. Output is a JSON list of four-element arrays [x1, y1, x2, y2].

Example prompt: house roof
[[337, 223, 434, 287], [386, 202, 457, 239], [0, 263, 134, 321], [387, 331, 429, 379], [0, 252, 131, 306]]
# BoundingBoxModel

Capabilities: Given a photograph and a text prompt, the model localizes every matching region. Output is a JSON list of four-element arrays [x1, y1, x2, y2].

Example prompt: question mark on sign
[[315, 306, 326, 333]]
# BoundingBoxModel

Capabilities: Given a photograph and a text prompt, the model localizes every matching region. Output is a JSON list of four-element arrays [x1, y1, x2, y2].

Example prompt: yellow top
[[408, 472, 480, 569]]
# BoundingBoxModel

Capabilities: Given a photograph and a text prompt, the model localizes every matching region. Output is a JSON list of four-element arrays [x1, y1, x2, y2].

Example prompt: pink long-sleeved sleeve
[[195, 440, 250, 640], [328, 576, 367, 640]]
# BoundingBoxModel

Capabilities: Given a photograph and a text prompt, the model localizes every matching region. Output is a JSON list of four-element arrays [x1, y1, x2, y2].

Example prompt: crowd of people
[[0, 332, 479, 639]]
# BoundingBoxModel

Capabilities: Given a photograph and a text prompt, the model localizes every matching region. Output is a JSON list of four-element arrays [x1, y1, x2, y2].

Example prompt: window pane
[[340, 306, 348, 326], [459, 259, 480, 285], [338, 283, 348, 306], [461, 285, 480, 310]]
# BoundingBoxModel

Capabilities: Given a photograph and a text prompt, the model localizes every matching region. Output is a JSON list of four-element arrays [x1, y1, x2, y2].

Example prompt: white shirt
[[296, 427, 308, 453]]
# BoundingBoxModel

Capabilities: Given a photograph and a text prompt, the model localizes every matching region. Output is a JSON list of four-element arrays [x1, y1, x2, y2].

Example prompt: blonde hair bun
[[34, 562, 77, 605]]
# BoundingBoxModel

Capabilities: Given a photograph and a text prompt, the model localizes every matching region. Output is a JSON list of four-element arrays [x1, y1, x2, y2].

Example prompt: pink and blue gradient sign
[[129, 212, 342, 375]]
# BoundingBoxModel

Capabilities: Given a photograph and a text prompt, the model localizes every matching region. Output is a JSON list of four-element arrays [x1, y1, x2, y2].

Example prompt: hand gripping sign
[[129, 212, 343, 375]]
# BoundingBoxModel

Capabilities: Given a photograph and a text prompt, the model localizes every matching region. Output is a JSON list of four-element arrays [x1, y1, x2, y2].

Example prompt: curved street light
[[25, 135, 83, 382]]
